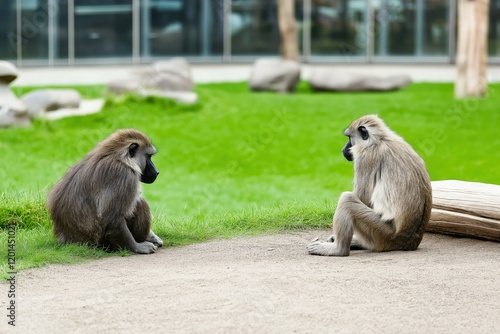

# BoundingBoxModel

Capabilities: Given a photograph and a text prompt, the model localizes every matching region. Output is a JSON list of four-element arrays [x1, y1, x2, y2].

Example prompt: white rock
[[140, 57, 194, 92], [309, 69, 412, 92], [249, 58, 301, 93], [40, 99, 105, 120], [0, 68, 30, 127], [138, 90, 198, 104], [21, 89, 81, 117], [0, 61, 19, 84]]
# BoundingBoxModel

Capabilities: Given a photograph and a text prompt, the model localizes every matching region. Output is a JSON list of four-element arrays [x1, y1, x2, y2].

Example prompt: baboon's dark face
[[141, 156, 159, 184], [342, 125, 369, 162], [128, 142, 159, 184], [342, 137, 353, 161]]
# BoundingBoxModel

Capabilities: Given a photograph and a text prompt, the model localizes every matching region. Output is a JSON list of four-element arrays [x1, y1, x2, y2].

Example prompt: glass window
[[141, 0, 223, 57], [374, 0, 416, 56], [19, 0, 50, 62], [374, 0, 449, 57], [422, 0, 449, 56], [55, 1, 69, 60], [310, 0, 368, 57], [489, 0, 500, 56], [0, 1, 17, 61], [231, 0, 303, 56], [0, 0, 67, 63], [231, 0, 280, 55], [74, 0, 133, 59]]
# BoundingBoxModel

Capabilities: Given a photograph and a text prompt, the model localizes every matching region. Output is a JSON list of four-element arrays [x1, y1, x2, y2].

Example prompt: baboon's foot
[[147, 231, 163, 247], [307, 240, 349, 257], [133, 241, 158, 254]]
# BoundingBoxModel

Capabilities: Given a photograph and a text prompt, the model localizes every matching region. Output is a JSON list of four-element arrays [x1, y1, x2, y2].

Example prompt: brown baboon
[[47, 129, 163, 254], [307, 115, 432, 256]]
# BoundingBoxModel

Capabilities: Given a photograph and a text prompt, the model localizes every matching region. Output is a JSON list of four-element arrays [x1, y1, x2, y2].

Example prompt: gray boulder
[[0, 107, 30, 127], [108, 58, 197, 103], [143, 57, 194, 91], [0, 62, 100, 125], [0, 61, 29, 127], [309, 69, 412, 92], [249, 58, 301, 93], [0, 60, 19, 84], [129, 57, 194, 92], [107, 77, 141, 95], [0, 94, 30, 127], [40, 99, 105, 120], [138, 91, 198, 104], [21, 89, 81, 117]]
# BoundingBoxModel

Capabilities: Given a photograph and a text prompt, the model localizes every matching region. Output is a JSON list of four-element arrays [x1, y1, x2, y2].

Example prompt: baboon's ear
[[129, 143, 139, 157]]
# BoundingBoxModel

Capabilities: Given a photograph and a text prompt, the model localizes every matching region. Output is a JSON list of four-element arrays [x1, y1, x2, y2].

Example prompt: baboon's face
[[128, 142, 159, 184], [342, 125, 369, 161], [342, 115, 385, 161]]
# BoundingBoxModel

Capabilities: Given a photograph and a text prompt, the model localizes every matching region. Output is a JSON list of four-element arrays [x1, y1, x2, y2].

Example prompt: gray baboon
[[47, 129, 163, 254], [307, 115, 432, 256]]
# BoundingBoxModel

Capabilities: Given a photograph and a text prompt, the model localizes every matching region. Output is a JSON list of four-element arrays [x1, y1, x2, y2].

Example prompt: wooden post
[[277, 0, 299, 61], [455, 0, 490, 98]]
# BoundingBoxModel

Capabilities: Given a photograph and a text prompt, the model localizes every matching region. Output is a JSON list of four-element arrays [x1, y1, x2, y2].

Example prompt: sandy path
[[2, 230, 500, 333]]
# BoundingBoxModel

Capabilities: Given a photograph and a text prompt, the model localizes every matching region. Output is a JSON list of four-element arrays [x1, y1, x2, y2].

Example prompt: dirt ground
[[2, 230, 500, 333]]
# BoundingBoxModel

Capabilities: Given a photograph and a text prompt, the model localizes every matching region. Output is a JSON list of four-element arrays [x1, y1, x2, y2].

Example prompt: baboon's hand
[[134, 241, 158, 254], [326, 235, 335, 243]]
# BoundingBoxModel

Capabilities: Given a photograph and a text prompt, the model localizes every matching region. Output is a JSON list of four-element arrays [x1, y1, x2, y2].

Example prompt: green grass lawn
[[1, 82, 500, 277]]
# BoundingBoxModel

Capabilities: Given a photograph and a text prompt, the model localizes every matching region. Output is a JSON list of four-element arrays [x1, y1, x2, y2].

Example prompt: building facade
[[1, 0, 499, 67]]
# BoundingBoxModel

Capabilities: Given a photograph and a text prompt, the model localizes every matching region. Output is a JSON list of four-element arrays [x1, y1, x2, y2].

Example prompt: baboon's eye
[[129, 143, 139, 157], [358, 126, 369, 140]]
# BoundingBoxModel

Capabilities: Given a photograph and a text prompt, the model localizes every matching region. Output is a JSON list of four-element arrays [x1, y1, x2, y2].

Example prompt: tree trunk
[[428, 180, 500, 242], [455, 0, 490, 98], [277, 0, 299, 61]]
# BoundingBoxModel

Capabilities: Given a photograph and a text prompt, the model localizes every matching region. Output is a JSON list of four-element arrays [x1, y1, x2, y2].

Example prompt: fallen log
[[428, 180, 500, 242]]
